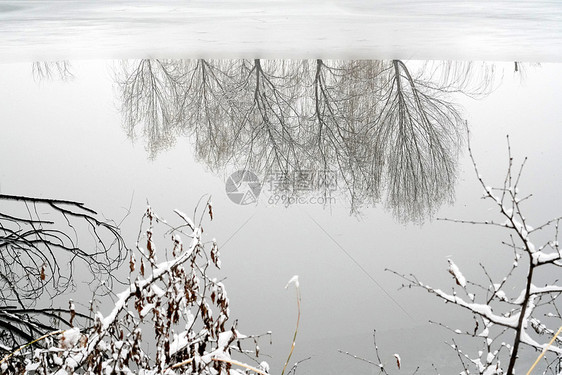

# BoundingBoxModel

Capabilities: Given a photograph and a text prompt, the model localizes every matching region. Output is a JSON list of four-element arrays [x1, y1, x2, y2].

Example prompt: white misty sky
[[0, 60, 561, 373]]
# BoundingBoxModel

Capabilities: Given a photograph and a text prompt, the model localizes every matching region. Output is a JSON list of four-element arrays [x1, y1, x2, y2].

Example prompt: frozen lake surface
[[1, 0, 562, 62]]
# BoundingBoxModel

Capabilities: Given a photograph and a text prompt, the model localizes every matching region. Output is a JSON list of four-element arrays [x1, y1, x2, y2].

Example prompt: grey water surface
[[1, 2, 562, 374]]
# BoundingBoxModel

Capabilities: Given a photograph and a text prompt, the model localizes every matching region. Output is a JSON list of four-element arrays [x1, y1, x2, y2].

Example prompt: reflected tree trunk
[[312, 59, 385, 210], [370, 60, 462, 221], [233, 59, 307, 175]]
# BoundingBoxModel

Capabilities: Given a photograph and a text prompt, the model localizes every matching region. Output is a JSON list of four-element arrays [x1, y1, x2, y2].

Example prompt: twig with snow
[[388, 134, 562, 375]]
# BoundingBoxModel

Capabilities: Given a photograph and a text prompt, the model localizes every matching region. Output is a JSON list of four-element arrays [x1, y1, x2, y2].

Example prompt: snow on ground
[[1, 0, 561, 62]]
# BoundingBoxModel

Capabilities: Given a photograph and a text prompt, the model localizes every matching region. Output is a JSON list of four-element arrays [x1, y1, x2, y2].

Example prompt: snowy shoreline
[[1, 0, 561, 63]]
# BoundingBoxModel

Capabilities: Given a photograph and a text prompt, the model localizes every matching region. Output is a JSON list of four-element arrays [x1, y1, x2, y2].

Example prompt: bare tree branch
[[0, 194, 127, 350]]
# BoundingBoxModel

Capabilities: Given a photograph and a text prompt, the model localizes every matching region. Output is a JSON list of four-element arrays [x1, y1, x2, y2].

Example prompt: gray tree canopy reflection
[[116, 59, 495, 222]]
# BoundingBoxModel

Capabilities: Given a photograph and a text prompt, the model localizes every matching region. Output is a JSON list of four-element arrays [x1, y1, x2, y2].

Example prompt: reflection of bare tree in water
[[185, 59, 307, 173], [118, 60, 186, 157], [231, 59, 307, 174], [311, 60, 386, 211], [177, 59, 239, 168], [117, 59, 495, 222], [32, 61, 74, 82], [375, 60, 462, 220]]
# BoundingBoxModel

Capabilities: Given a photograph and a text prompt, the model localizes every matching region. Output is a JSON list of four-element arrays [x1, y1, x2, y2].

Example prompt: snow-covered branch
[[388, 135, 562, 375], [2, 205, 272, 374]]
